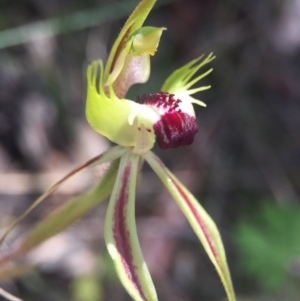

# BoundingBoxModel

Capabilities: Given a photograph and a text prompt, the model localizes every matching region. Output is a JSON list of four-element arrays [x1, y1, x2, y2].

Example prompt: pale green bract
[[0, 1, 236, 301]]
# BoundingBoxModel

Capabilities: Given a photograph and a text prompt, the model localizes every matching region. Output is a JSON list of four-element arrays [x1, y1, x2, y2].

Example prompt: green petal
[[105, 151, 157, 301], [161, 53, 215, 107], [104, 0, 157, 82], [145, 151, 236, 301], [0, 146, 124, 249], [0, 159, 120, 265], [86, 60, 134, 146], [86, 61, 159, 154]]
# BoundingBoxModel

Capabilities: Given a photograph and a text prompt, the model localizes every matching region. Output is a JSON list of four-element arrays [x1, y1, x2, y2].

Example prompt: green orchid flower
[[0, 1, 236, 301]]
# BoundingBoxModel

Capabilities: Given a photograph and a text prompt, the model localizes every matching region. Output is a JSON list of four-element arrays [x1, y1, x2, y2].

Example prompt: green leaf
[[145, 151, 236, 301], [105, 152, 157, 301], [235, 203, 300, 291], [72, 274, 103, 301]]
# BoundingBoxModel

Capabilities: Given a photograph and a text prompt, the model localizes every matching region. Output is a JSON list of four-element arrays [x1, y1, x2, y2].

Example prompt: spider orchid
[[0, 1, 236, 301]]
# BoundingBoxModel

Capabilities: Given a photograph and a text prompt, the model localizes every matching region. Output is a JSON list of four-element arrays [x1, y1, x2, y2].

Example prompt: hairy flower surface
[[0, 1, 236, 301]]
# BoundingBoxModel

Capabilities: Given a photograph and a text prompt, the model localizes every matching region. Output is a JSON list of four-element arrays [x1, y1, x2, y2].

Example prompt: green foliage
[[72, 274, 103, 301], [235, 203, 300, 291]]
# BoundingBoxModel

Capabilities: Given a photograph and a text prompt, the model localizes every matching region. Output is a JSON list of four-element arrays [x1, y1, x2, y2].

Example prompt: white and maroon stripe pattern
[[105, 152, 157, 301], [145, 151, 236, 301], [113, 164, 147, 300]]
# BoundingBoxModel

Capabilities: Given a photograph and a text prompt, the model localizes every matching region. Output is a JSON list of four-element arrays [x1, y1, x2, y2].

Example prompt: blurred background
[[0, 0, 300, 300]]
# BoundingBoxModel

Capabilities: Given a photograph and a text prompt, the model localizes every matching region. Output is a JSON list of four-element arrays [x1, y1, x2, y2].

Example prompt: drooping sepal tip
[[105, 152, 158, 301], [144, 152, 236, 301]]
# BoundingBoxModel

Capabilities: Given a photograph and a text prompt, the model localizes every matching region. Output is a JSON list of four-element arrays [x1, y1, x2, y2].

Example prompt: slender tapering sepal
[[104, 0, 157, 81], [105, 151, 157, 301], [0, 158, 121, 266], [0, 146, 125, 246], [145, 151, 236, 301]]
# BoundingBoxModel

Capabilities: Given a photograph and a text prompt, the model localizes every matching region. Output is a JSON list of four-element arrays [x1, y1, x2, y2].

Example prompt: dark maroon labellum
[[153, 111, 198, 148], [139, 92, 199, 149]]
